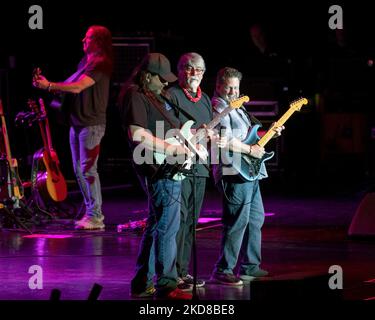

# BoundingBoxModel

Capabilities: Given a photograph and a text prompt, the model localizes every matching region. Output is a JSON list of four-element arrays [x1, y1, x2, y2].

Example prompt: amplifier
[[244, 100, 278, 117], [112, 37, 155, 85], [243, 101, 282, 170]]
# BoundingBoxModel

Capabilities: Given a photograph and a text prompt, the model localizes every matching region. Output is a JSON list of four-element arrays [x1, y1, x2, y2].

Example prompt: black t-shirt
[[122, 85, 180, 135], [67, 57, 111, 127], [119, 84, 181, 178], [167, 85, 213, 177]]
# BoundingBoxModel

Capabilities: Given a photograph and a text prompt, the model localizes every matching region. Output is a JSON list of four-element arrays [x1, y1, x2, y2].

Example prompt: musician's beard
[[186, 77, 201, 92], [226, 94, 239, 102]]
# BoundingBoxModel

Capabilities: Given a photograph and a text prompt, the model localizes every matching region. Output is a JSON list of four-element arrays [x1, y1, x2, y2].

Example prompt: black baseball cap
[[145, 53, 177, 82]]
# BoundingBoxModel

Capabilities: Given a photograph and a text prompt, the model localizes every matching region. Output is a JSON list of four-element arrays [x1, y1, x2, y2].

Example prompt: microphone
[[219, 126, 227, 140]]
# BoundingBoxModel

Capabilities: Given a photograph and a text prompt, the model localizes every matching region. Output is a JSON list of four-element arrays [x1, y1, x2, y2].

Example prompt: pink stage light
[[23, 234, 73, 239]]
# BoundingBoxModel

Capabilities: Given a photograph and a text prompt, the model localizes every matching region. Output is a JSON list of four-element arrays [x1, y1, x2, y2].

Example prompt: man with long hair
[[33, 25, 113, 230]]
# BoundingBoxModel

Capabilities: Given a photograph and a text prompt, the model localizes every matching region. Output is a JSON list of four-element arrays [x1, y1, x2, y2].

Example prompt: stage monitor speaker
[[348, 192, 375, 237], [250, 272, 342, 301]]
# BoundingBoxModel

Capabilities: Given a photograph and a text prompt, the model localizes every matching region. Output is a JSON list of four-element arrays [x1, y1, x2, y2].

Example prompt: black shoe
[[130, 285, 156, 298], [182, 274, 205, 288], [177, 277, 192, 291], [211, 272, 243, 286], [239, 269, 269, 281]]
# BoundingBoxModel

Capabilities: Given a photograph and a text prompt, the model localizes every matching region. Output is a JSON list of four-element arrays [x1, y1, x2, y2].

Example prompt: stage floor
[[1, 184, 375, 301]]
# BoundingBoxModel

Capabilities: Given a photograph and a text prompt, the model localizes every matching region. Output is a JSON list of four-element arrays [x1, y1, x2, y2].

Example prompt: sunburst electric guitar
[[154, 96, 250, 180]]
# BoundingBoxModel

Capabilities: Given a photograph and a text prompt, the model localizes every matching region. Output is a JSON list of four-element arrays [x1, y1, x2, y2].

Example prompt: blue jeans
[[131, 177, 181, 293], [69, 125, 105, 219], [214, 178, 265, 275]]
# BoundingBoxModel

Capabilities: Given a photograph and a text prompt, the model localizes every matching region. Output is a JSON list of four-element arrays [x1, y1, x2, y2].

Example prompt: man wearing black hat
[[118, 53, 192, 300]]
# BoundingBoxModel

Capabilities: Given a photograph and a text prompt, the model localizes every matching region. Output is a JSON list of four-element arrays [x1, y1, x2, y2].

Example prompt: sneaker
[[156, 288, 192, 300], [131, 286, 156, 298], [239, 269, 269, 282], [75, 214, 105, 223], [177, 277, 192, 291], [182, 274, 205, 288], [97, 214, 105, 222], [75, 216, 105, 230], [211, 272, 243, 286]]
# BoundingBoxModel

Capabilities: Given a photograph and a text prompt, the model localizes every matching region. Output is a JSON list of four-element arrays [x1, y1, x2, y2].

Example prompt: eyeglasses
[[184, 65, 205, 75]]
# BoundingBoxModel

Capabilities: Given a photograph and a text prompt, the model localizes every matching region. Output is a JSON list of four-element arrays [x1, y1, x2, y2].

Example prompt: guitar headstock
[[27, 98, 47, 117], [290, 97, 308, 111], [229, 95, 250, 109]]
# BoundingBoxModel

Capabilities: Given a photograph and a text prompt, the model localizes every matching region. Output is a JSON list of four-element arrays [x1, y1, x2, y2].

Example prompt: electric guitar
[[154, 96, 250, 180], [0, 99, 24, 200], [28, 98, 67, 202], [223, 97, 308, 181]]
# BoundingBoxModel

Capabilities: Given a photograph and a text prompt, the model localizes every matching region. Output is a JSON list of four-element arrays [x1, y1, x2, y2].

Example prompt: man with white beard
[[167, 52, 212, 290]]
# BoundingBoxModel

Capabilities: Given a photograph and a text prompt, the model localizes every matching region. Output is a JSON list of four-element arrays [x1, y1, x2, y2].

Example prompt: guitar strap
[[144, 91, 181, 130], [63, 63, 87, 83], [240, 106, 262, 126], [161, 91, 198, 124], [50, 62, 87, 110], [143, 91, 183, 180]]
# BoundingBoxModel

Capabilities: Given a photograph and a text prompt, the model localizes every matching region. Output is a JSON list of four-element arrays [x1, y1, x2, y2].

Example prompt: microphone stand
[[191, 165, 198, 300], [181, 165, 206, 300]]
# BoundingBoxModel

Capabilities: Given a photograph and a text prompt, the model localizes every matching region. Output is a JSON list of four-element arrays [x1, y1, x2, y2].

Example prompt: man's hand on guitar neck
[[271, 124, 285, 138], [33, 73, 51, 91]]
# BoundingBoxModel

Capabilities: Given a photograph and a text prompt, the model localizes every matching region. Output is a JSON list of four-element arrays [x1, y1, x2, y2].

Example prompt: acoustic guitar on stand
[[0, 99, 24, 201], [28, 98, 67, 202]]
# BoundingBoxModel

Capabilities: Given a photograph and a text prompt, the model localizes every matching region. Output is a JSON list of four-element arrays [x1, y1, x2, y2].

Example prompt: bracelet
[[47, 82, 52, 92]]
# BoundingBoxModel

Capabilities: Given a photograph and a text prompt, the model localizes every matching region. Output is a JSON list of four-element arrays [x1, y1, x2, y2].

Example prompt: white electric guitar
[[154, 96, 250, 180]]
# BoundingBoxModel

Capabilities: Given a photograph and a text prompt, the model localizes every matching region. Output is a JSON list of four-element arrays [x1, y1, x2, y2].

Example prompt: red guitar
[[28, 98, 67, 202]]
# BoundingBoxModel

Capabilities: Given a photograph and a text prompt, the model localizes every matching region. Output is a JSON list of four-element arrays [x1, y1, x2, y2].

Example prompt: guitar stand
[[0, 198, 33, 234], [27, 189, 56, 220]]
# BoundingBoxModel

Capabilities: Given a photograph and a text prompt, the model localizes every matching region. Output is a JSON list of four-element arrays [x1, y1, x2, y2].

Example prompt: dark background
[[0, 1, 374, 196]]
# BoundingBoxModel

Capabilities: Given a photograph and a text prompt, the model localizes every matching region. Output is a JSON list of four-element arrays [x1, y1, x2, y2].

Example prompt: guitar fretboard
[[257, 98, 307, 147], [193, 106, 234, 144]]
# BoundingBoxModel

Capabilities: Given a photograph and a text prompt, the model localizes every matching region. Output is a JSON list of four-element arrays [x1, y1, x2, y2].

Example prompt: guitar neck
[[0, 99, 14, 165], [257, 107, 297, 147], [193, 106, 233, 143], [38, 98, 54, 152], [44, 115, 54, 151]]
